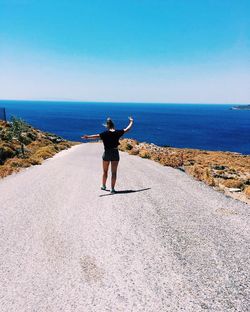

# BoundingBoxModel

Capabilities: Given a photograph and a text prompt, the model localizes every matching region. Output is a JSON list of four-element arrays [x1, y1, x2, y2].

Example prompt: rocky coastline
[[119, 139, 250, 205], [231, 105, 250, 110]]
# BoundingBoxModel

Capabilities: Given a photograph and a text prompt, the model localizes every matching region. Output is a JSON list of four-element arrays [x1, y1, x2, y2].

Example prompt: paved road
[[0, 143, 249, 312]]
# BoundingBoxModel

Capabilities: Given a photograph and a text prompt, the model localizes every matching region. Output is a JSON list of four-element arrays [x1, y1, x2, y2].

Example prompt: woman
[[82, 116, 134, 194]]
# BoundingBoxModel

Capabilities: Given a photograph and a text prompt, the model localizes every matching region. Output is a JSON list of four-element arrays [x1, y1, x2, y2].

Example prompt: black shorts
[[102, 148, 120, 161]]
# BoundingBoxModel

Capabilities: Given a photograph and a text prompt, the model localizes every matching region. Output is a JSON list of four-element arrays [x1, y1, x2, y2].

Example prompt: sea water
[[0, 100, 249, 154]]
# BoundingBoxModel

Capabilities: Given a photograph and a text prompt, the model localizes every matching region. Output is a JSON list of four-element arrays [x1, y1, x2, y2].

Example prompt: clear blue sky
[[0, 0, 249, 103]]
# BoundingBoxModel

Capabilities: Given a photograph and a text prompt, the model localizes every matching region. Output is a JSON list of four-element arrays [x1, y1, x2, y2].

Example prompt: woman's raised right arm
[[124, 116, 134, 133]]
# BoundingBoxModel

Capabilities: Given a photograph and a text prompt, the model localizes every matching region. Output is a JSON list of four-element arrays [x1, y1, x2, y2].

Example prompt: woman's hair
[[104, 117, 115, 129]]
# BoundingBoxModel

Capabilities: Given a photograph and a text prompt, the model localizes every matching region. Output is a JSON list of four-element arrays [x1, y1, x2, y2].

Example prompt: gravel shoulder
[[0, 142, 249, 312]]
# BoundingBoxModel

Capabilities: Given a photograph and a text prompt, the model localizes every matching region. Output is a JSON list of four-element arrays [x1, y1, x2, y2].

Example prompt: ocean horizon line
[[0, 99, 249, 106]]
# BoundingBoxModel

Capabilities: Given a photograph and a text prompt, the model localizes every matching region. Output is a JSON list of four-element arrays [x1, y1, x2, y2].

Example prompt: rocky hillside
[[119, 139, 250, 204], [0, 118, 77, 178]]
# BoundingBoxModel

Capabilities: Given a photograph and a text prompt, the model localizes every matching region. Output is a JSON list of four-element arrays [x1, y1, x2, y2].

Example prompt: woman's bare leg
[[102, 161, 110, 187], [111, 161, 119, 190]]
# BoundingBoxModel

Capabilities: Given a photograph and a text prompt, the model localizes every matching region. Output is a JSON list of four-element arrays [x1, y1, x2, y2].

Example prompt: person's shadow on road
[[99, 187, 151, 197]]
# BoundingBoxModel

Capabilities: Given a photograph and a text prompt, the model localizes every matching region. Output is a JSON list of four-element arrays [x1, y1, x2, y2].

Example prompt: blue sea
[[0, 100, 249, 154]]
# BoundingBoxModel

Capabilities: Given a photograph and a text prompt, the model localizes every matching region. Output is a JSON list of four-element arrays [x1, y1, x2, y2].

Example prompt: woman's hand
[[124, 117, 134, 133]]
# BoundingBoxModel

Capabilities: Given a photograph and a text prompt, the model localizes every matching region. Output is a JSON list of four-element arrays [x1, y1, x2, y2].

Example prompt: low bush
[[128, 148, 139, 155], [221, 179, 244, 189], [244, 186, 250, 198], [33, 146, 57, 160], [139, 149, 151, 159], [0, 144, 16, 163], [126, 143, 133, 150]]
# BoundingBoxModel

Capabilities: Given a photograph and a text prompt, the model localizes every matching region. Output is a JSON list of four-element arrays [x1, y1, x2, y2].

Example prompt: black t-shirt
[[99, 129, 125, 149]]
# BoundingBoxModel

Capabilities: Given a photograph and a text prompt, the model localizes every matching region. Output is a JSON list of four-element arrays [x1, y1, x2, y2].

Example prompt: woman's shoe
[[101, 185, 106, 190], [110, 188, 116, 194]]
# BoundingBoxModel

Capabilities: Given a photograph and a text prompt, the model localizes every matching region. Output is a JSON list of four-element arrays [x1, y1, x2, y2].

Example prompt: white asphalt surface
[[0, 143, 249, 312]]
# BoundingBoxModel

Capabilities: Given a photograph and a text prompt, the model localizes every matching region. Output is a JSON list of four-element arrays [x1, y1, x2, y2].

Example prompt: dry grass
[[139, 149, 151, 159], [185, 165, 216, 186], [32, 146, 57, 159], [244, 186, 250, 198], [221, 179, 244, 189]]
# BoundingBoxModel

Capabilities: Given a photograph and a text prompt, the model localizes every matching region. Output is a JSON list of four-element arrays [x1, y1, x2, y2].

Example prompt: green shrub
[[126, 143, 133, 150]]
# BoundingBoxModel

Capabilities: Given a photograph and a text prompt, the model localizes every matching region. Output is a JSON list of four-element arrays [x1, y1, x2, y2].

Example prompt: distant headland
[[231, 105, 250, 110]]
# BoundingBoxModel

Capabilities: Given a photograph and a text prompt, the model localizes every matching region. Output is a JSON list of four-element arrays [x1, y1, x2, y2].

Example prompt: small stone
[[228, 188, 242, 192]]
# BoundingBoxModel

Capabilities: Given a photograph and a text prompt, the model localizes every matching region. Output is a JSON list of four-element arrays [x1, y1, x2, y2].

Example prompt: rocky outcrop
[[231, 105, 250, 110]]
